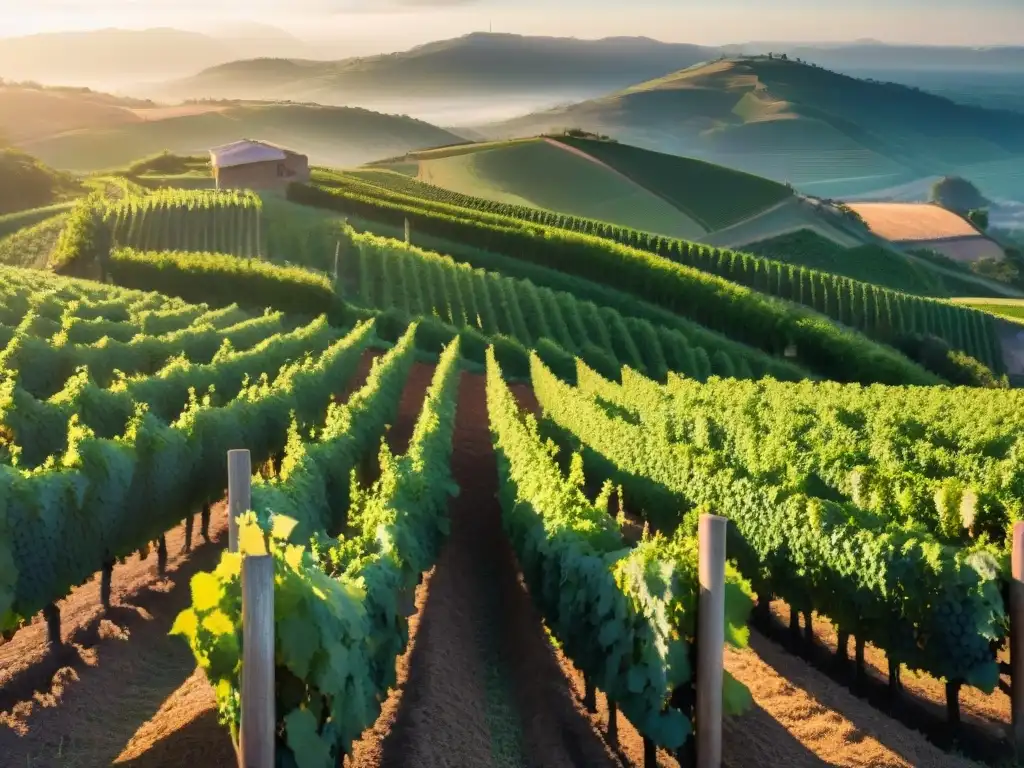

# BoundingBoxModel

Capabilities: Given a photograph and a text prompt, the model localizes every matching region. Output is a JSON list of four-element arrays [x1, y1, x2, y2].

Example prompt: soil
[[762, 602, 1010, 761], [0, 362, 994, 768], [350, 367, 618, 768], [0, 504, 236, 768]]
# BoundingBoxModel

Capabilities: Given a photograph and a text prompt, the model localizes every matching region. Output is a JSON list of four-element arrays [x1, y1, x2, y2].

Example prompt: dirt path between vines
[[350, 367, 619, 768]]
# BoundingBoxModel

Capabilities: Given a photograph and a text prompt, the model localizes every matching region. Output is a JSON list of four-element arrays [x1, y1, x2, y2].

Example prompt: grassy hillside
[[0, 83, 153, 144], [368, 136, 799, 237], [6, 89, 464, 172], [951, 297, 1024, 324], [0, 212, 68, 268], [0, 150, 82, 215], [481, 56, 1024, 201], [0, 201, 75, 237], [384, 138, 705, 238], [555, 135, 792, 230]]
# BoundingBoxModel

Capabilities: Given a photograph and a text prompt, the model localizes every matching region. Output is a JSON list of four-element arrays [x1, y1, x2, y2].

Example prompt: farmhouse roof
[[209, 139, 288, 169]]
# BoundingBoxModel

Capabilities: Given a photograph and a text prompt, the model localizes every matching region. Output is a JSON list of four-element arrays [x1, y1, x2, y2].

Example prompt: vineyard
[[288, 175, 1004, 378], [109, 189, 264, 259], [742, 229, 984, 297], [2, 148, 1024, 768]]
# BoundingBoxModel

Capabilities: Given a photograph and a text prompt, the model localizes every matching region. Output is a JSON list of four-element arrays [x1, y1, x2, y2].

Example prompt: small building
[[209, 139, 310, 190]]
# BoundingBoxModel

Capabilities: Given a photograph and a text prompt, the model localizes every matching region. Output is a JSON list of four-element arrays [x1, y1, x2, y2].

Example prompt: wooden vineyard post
[[1011, 521, 1024, 755], [696, 514, 729, 768], [696, 513, 727, 768], [240, 554, 275, 768], [228, 450, 252, 553], [404, 217, 410, 244], [333, 241, 341, 284]]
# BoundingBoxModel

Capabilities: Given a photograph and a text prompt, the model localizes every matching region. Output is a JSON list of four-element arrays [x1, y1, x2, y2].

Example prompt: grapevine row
[[289, 181, 941, 385], [0, 316, 340, 469], [348, 231, 807, 383], [0, 320, 374, 633], [109, 189, 262, 258], [617, 368, 1024, 547], [528, 353, 1006, 693], [308, 172, 1003, 372], [175, 328, 463, 765], [0, 308, 288, 398], [485, 348, 754, 751]]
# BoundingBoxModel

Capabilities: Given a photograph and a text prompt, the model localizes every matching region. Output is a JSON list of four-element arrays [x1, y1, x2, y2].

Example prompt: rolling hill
[[155, 33, 717, 110], [0, 149, 83, 215], [365, 135, 792, 238], [0, 85, 464, 172], [479, 56, 1024, 202], [355, 136, 1018, 300]]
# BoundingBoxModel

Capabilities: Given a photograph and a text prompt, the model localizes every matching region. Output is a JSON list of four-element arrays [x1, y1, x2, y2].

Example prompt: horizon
[[3, 1, 1024, 50]]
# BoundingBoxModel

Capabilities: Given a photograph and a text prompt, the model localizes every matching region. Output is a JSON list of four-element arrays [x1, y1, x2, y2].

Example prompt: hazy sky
[[3, 0, 1023, 48]]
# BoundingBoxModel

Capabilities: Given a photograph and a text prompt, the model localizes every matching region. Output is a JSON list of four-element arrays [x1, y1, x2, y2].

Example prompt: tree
[[967, 208, 990, 231], [930, 176, 988, 213]]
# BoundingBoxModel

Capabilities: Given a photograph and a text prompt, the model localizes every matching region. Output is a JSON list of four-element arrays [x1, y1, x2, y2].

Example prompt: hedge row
[[50, 195, 112, 279], [107, 248, 347, 325]]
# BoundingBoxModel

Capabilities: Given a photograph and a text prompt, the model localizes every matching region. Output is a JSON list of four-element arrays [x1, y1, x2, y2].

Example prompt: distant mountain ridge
[[4, 27, 1024, 92], [157, 33, 719, 103], [0, 26, 313, 86], [477, 56, 1024, 201]]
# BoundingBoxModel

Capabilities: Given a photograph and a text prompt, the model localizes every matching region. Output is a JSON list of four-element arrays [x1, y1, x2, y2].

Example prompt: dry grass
[[848, 203, 981, 241]]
